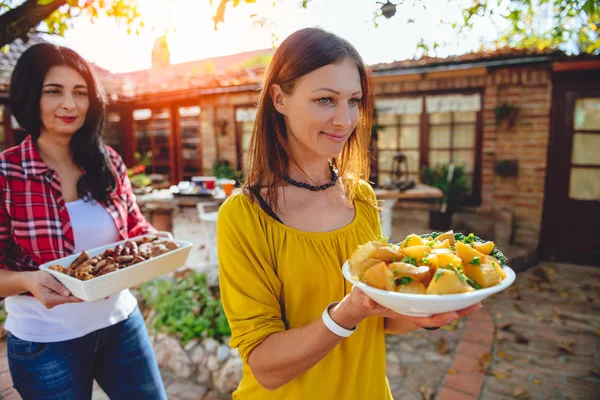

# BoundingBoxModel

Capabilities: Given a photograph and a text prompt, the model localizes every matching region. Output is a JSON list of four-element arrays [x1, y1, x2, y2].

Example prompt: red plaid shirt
[[0, 136, 155, 285]]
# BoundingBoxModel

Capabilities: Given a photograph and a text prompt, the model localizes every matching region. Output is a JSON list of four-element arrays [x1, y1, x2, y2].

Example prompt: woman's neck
[[287, 158, 332, 186], [36, 132, 74, 168]]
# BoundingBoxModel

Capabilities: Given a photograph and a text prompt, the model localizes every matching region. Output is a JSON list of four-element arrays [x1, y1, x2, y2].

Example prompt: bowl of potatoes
[[342, 231, 515, 317]]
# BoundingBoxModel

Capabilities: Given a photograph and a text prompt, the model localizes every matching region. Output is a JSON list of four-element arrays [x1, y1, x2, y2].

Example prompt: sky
[[51, 0, 510, 74]]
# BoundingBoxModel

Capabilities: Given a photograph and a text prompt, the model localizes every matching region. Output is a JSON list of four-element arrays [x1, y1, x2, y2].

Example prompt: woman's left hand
[[156, 231, 173, 240]]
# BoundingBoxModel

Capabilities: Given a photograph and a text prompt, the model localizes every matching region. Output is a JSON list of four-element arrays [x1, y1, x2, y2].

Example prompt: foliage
[[421, 164, 471, 213], [420, 231, 508, 265], [457, 0, 599, 54], [140, 271, 231, 344], [212, 159, 239, 181], [495, 103, 519, 128], [494, 159, 519, 178], [0, 302, 6, 326], [0, 0, 142, 49]]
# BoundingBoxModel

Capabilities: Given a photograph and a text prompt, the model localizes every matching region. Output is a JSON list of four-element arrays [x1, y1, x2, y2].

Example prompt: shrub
[[140, 271, 230, 343]]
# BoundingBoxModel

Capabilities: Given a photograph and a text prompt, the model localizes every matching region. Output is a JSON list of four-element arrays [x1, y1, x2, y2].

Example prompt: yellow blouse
[[217, 181, 393, 400]]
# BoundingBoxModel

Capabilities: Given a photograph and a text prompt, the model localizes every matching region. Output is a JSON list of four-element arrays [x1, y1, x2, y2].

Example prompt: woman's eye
[[43, 90, 61, 95], [75, 91, 88, 97], [349, 98, 361, 106], [318, 97, 333, 105]]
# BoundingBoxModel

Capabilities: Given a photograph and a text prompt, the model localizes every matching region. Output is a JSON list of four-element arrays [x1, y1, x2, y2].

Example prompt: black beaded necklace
[[284, 163, 338, 191]]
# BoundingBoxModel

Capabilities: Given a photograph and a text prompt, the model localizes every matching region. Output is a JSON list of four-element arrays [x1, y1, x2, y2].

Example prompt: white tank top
[[4, 198, 138, 343]]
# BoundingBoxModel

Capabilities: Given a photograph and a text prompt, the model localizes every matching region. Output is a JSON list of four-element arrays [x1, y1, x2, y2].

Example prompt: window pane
[[377, 126, 398, 150], [569, 167, 600, 200], [402, 150, 420, 176], [453, 150, 475, 173], [378, 172, 391, 186], [453, 124, 476, 148], [400, 114, 420, 124], [429, 112, 451, 124], [454, 111, 477, 123], [574, 98, 600, 131], [430, 126, 451, 149], [378, 150, 396, 173], [377, 113, 398, 126], [429, 150, 451, 167], [572, 133, 600, 165], [399, 126, 419, 148]]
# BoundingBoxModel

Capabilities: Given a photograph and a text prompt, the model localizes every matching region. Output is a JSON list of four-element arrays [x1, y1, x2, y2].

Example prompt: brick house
[[0, 37, 598, 264]]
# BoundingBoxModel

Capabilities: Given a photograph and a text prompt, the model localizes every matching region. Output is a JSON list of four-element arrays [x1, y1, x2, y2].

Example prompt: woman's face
[[39, 65, 89, 138], [271, 58, 362, 161]]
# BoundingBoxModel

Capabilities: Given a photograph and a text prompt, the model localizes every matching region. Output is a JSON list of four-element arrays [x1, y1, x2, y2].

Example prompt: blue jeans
[[7, 307, 167, 400]]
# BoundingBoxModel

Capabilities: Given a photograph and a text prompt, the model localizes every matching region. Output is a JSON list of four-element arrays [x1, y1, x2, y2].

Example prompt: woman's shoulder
[[218, 192, 256, 221], [104, 146, 125, 170], [0, 139, 30, 178], [354, 179, 378, 205]]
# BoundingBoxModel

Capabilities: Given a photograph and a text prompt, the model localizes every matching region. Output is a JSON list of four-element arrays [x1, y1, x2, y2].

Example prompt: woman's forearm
[[0, 269, 31, 297], [247, 299, 362, 391]]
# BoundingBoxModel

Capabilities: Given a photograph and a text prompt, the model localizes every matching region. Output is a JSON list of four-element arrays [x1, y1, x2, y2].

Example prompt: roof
[[1, 37, 597, 101], [371, 47, 564, 71], [108, 48, 274, 100], [0, 34, 48, 91]]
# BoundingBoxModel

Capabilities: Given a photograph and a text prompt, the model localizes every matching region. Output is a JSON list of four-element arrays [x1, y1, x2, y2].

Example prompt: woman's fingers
[[38, 287, 83, 309], [39, 272, 71, 297], [456, 302, 483, 318]]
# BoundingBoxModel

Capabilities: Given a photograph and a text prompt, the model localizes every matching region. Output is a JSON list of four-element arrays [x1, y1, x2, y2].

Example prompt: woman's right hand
[[23, 271, 83, 309], [333, 285, 480, 329]]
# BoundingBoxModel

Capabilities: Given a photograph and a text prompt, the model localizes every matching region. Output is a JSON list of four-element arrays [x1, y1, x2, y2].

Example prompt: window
[[375, 92, 481, 204], [179, 106, 202, 180], [235, 106, 257, 169], [569, 97, 600, 201], [133, 108, 173, 182]]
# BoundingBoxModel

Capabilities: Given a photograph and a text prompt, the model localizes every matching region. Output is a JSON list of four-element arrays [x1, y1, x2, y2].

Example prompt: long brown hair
[[243, 27, 374, 207]]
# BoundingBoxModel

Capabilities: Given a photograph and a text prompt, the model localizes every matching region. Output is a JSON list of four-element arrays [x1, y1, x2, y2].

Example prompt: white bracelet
[[321, 302, 356, 338]]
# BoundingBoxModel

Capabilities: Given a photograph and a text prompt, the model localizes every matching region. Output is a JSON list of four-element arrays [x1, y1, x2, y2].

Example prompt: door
[[541, 89, 600, 265]]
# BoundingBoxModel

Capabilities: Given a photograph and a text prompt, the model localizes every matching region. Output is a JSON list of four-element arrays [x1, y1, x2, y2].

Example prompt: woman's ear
[[270, 84, 286, 115]]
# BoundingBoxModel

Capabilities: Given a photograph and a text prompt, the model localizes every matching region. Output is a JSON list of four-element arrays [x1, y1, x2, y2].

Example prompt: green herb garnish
[[463, 233, 476, 245], [466, 276, 482, 290], [399, 276, 412, 285], [375, 235, 389, 243], [469, 257, 481, 266], [401, 256, 418, 266], [434, 269, 444, 282]]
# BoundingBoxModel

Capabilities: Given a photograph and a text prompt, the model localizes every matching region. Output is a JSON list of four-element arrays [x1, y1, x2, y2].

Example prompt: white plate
[[40, 235, 192, 302], [342, 260, 515, 317]]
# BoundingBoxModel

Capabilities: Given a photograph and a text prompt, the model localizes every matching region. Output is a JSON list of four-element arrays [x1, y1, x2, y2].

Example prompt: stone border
[[437, 308, 495, 399]]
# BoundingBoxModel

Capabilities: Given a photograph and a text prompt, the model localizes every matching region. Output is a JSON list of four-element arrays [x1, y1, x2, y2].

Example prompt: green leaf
[[469, 257, 481, 266], [401, 256, 418, 266], [399, 276, 412, 285], [37, 0, 55, 5]]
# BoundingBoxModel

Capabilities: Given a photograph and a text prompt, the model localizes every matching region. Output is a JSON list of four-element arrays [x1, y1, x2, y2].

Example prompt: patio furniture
[[197, 202, 220, 266], [374, 185, 444, 240]]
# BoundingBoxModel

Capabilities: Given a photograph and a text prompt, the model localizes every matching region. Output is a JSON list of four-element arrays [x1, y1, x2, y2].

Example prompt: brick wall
[[374, 64, 553, 249], [199, 92, 259, 174]]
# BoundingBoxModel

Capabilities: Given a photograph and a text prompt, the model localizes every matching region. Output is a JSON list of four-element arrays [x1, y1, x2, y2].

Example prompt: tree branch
[[0, 0, 67, 48]]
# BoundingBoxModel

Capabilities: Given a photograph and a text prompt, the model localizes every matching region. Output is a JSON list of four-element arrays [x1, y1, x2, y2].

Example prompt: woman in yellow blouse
[[217, 28, 481, 399]]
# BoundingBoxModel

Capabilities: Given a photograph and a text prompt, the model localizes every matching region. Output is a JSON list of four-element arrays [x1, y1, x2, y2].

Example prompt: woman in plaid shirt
[[0, 43, 168, 399]]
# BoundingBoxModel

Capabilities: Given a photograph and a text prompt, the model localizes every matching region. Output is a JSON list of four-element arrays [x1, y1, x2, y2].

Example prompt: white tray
[[40, 235, 192, 302]]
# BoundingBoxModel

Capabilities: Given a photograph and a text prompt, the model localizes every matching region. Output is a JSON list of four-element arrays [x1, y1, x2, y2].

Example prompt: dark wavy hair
[[9, 43, 116, 203]]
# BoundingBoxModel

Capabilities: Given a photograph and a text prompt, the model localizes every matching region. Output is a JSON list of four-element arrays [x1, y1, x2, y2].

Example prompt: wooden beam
[[553, 61, 600, 72], [373, 73, 421, 83], [424, 67, 487, 80], [374, 66, 487, 83]]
